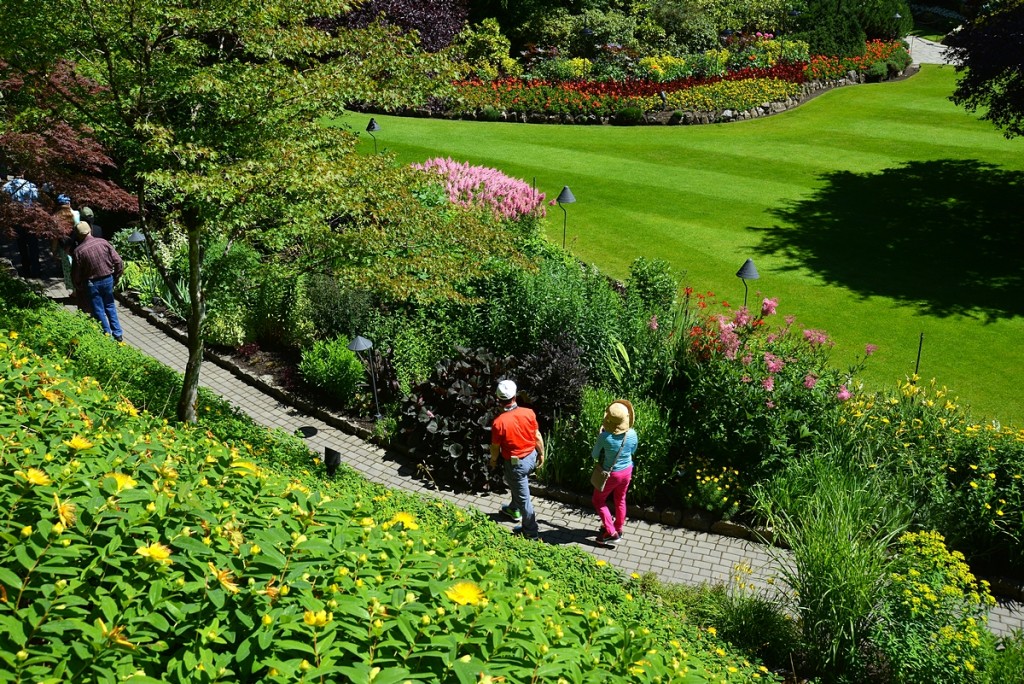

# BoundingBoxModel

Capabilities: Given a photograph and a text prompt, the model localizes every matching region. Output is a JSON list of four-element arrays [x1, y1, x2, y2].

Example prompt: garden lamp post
[[366, 117, 381, 154], [556, 185, 576, 250], [127, 229, 156, 303], [736, 258, 760, 308], [348, 335, 382, 419]]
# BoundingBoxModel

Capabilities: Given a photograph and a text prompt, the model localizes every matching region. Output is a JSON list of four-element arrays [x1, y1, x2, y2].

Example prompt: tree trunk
[[177, 221, 205, 423]]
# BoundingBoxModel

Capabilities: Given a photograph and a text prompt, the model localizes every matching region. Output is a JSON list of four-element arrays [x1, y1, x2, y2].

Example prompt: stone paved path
[[906, 35, 951, 66], [14, 267, 1016, 638]]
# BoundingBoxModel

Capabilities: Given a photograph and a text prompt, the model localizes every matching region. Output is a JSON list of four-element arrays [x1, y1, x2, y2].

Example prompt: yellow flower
[[98, 619, 135, 649], [16, 468, 51, 487], [53, 494, 77, 527], [707, 626, 717, 636], [106, 472, 137, 492], [115, 398, 139, 417], [303, 610, 332, 627], [136, 542, 173, 565], [9, 331, 18, 339], [445, 581, 485, 606], [596, 560, 607, 567], [389, 512, 419, 530], [63, 435, 94, 451], [208, 562, 240, 594]]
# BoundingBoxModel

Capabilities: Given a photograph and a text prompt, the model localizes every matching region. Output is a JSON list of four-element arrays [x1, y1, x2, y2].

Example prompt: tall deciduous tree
[[1, 0, 454, 422], [947, 0, 1024, 138]]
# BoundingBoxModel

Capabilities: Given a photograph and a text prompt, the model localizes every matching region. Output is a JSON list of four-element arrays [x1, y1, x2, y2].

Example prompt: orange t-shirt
[[491, 405, 538, 459]]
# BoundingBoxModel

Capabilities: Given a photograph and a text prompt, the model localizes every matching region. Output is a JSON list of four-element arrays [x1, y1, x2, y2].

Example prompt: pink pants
[[592, 465, 633, 537]]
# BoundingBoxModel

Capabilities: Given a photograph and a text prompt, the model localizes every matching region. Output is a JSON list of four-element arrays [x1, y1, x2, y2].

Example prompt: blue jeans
[[86, 275, 123, 340], [503, 450, 538, 536]]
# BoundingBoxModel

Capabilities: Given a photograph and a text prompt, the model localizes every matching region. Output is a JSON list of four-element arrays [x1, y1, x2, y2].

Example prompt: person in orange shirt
[[489, 380, 544, 540]]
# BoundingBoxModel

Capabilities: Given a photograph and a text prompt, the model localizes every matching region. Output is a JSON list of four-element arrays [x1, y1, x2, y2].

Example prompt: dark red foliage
[[313, 0, 469, 52], [0, 61, 137, 241]]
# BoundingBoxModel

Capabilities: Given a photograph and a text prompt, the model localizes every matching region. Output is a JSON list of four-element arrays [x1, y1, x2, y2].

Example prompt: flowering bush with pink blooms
[[663, 290, 873, 491], [411, 157, 546, 226]]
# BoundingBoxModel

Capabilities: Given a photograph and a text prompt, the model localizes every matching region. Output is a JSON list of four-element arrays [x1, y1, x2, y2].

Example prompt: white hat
[[496, 380, 517, 401]]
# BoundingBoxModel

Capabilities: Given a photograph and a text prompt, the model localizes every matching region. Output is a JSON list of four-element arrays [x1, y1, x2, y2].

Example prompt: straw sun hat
[[601, 399, 635, 435]]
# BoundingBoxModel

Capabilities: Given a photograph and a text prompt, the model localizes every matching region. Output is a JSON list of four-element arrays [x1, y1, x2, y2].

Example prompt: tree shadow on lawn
[[750, 159, 1024, 322]]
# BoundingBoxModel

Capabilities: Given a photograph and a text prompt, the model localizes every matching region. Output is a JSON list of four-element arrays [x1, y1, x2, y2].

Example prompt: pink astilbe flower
[[715, 316, 741, 360], [865, 343, 878, 357], [785, 315, 796, 326], [762, 376, 775, 392], [766, 400, 775, 409], [836, 384, 852, 401], [648, 315, 659, 330], [411, 158, 547, 222], [803, 374, 818, 389], [741, 374, 753, 383], [761, 297, 779, 317], [741, 354, 753, 366], [733, 307, 751, 327], [764, 352, 785, 374], [803, 328, 831, 348]]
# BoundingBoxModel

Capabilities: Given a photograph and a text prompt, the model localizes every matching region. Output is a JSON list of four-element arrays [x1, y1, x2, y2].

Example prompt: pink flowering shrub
[[411, 157, 546, 224], [665, 290, 873, 484]]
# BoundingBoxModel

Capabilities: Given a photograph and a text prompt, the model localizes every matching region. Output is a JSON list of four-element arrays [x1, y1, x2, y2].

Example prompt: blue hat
[[57, 194, 71, 205]]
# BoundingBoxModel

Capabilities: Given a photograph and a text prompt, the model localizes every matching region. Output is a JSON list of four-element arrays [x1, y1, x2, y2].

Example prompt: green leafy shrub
[[839, 378, 1024, 569], [298, 337, 365, 406], [754, 456, 911, 681], [988, 629, 1024, 684], [615, 105, 645, 124], [541, 386, 674, 506], [450, 17, 522, 79], [626, 255, 678, 315], [478, 104, 502, 121], [304, 273, 377, 342], [477, 252, 623, 376], [870, 530, 996, 683], [666, 292, 860, 483]]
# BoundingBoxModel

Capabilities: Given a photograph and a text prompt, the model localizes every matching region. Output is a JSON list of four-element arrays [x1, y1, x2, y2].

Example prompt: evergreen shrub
[[298, 337, 365, 406]]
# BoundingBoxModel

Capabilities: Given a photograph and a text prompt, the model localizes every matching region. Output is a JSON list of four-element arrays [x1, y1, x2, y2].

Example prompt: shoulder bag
[[590, 434, 627, 492]]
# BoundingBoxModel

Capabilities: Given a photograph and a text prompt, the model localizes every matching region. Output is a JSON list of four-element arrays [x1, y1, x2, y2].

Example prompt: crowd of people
[[2, 172, 124, 342]]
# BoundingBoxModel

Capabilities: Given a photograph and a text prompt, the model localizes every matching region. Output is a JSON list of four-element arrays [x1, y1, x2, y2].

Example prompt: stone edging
[[363, 67, 919, 127]]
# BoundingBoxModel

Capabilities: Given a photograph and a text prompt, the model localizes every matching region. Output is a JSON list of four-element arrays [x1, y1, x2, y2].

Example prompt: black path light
[[736, 258, 760, 308], [324, 447, 341, 478], [366, 117, 381, 154], [556, 185, 576, 250], [348, 335, 382, 419]]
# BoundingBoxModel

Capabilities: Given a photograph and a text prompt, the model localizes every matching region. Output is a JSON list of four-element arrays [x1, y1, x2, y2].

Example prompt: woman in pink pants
[[591, 399, 637, 548]]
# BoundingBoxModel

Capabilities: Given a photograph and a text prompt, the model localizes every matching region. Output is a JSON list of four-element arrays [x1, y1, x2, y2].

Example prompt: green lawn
[[352, 65, 1024, 426]]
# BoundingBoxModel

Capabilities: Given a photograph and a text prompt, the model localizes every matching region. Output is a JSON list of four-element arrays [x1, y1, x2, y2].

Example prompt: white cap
[[496, 380, 517, 401]]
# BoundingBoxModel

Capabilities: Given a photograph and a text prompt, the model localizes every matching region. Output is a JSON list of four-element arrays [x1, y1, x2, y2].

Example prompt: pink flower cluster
[[411, 157, 547, 222], [802, 328, 831, 348]]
